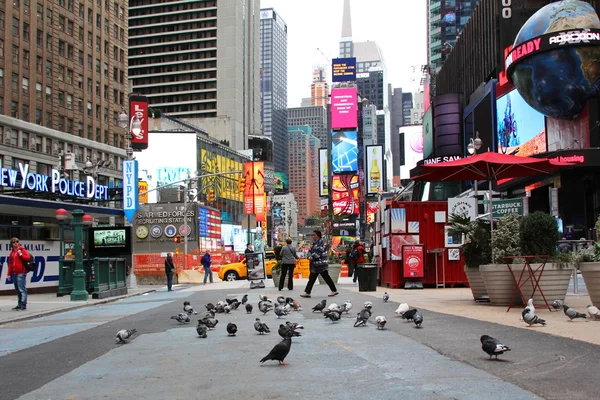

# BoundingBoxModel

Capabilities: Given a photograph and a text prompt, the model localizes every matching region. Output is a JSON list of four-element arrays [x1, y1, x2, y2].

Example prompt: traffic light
[[173, 235, 182, 244], [208, 189, 215, 202], [238, 177, 245, 193]]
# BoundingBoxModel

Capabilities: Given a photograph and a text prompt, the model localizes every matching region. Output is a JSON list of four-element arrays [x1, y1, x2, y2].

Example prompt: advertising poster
[[391, 235, 420, 260], [0, 241, 60, 291], [332, 175, 359, 215], [331, 87, 358, 130], [402, 244, 425, 278], [400, 126, 424, 180], [129, 94, 149, 150], [365, 145, 383, 195], [319, 148, 329, 197], [243, 161, 265, 218], [423, 108, 434, 159], [201, 149, 245, 202], [391, 208, 407, 234], [366, 201, 378, 224], [331, 130, 358, 172], [246, 252, 266, 281], [496, 89, 546, 157], [138, 180, 149, 204], [274, 172, 289, 195], [332, 57, 357, 82]]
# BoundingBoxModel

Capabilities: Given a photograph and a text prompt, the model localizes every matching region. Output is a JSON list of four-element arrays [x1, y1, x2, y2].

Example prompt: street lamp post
[[467, 131, 483, 218], [70, 209, 93, 301], [55, 209, 68, 258]]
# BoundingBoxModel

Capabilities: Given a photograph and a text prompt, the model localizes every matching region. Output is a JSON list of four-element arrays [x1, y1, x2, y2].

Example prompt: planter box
[[520, 263, 573, 305], [464, 266, 488, 300], [579, 262, 600, 306], [318, 264, 341, 285], [271, 270, 290, 289], [480, 264, 523, 306]]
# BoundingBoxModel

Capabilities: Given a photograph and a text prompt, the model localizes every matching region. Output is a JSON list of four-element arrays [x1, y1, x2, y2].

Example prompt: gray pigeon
[[277, 296, 286, 305], [413, 312, 423, 328], [254, 318, 271, 335], [324, 309, 342, 323], [274, 305, 289, 319], [224, 305, 232, 314], [285, 321, 304, 336], [563, 304, 587, 321], [205, 303, 215, 311], [227, 322, 238, 336], [241, 294, 248, 304], [183, 301, 198, 315], [201, 317, 219, 330], [354, 309, 370, 327], [480, 335, 511, 360], [402, 309, 418, 321], [171, 313, 190, 324], [551, 299, 564, 310], [312, 300, 327, 313], [259, 300, 274, 315], [260, 337, 292, 365], [278, 324, 294, 339], [375, 316, 386, 330], [115, 329, 137, 343], [246, 303, 253, 313], [383, 292, 389, 303], [522, 308, 546, 326], [196, 323, 208, 338], [587, 304, 600, 320]]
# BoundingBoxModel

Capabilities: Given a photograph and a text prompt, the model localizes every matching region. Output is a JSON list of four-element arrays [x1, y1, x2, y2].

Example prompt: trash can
[[358, 263, 378, 291]]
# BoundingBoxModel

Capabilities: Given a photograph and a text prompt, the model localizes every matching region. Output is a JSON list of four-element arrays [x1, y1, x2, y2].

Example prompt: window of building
[[95, 104, 100, 119], [78, 98, 83, 112], [67, 44, 73, 60], [45, 60, 52, 77], [66, 94, 72, 109], [87, 31, 92, 47], [45, 86, 51, 102], [67, 20, 73, 36], [21, 132, 29, 148], [87, 125, 92, 139], [103, 107, 108, 122], [103, 63, 108, 77], [58, 15, 65, 31], [22, 77, 28, 93], [79, 3, 84, 19], [45, 112, 52, 128], [95, 35, 100, 51], [77, 74, 83, 89], [11, 73, 18, 91], [103, 84, 108, 99], [36, 29, 42, 46], [58, 116, 65, 131], [23, 22, 29, 41], [35, 108, 42, 125], [35, 82, 42, 96], [66, 68, 73, 84], [95, 59, 100, 73], [78, 50, 83, 65], [12, 45, 18, 64], [67, 0, 73, 12], [23, 50, 29, 68], [58, 40, 65, 56], [96, 128, 100, 142], [58, 91, 64, 106], [87, 78, 92, 92], [46, 34, 52, 51], [78, 26, 83, 41], [22, 104, 29, 121], [11, 101, 18, 118], [87, 101, 92, 116], [46, 8, 52, 25], [67, 118, 73, 133], [37, 4, 43, 21], [12, 17, 19, 37], [95, 81, 100, 96]]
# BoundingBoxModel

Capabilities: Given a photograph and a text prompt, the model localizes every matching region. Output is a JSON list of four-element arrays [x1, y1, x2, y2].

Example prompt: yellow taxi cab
[[218, 250, 277, 281]]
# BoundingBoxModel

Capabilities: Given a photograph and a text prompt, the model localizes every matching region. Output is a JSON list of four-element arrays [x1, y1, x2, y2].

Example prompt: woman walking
[[300, 230, 338, 298], [278, 238, 299, 291]]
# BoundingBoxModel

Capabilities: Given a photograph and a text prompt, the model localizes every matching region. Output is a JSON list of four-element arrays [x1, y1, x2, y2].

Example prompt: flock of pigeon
[[482, 298, 600, 360]]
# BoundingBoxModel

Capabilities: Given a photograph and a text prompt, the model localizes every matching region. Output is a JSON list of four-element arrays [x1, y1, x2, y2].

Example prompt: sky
[[259, 0, 428, 108]]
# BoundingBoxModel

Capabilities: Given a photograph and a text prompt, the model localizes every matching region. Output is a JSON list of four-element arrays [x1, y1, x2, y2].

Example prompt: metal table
[[428, 248, 446, 289], [505, 255, 551, 312]]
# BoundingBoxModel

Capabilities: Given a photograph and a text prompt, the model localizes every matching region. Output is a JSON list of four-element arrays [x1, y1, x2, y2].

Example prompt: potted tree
[[447, 214, 491, 300], [576, 217, 600, 306], [318, 252, 342, 285], [270, 261, 288, 288]]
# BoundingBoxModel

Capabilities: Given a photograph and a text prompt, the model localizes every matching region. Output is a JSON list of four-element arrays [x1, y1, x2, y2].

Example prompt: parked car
[[219, 250, 277, 281]]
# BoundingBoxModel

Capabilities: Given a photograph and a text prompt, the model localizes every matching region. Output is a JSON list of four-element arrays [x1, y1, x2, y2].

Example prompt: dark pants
[[348, 262, 358, 282], [304, 270, 337, 294], [353, 264, 359, 283], [166, 273, 173, 291], [278, 263, 295, 290], [12, 273, 27, 309]]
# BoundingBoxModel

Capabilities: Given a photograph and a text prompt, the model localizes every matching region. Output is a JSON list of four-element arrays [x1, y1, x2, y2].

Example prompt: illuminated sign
[[129, 95, 149, 151], [423, 155, 462, 165], [366, 145, 383, 195], [243, 161, 266, 222], [332, 57, 356, 82], [123, 160, 139, 224], [331, 87, 358, 130], [318, 148, 328, 197], [331, 130, 358, 173], [0, 162, 108, 200], [332, 174, 359, 215], [138, 181, 148, 204], [200, 149, 244, 202]]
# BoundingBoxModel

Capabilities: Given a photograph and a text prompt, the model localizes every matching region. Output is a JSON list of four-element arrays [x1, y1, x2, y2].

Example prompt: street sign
[[123, 159, 139, 224]]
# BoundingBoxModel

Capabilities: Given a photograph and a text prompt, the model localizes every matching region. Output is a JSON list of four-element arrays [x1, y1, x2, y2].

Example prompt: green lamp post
[[70, 209, 89, 301]]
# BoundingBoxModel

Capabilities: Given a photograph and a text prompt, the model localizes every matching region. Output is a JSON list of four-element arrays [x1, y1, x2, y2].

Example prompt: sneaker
[[12, 306, 21, 311]]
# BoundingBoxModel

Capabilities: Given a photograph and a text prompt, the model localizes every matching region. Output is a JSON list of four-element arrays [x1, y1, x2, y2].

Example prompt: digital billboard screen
[[496, 89, 546, 157], [365, 145, 383, 195], [331, 130, 358, 173], [274, 172, 288, 195], [399, 126, 423, 180], [332, 175, 359, 216], [318, 148, 329, 197], [88, 227, 132, 257], [332, 57, 357, 82], [331, 87, 358, 129]]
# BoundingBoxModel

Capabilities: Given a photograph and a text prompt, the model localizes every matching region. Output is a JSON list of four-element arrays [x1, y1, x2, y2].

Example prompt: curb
[[0, 289, 157, 326]]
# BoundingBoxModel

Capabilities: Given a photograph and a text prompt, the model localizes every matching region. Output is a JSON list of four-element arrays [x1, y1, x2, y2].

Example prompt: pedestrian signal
[[238, 178, 245, 193], [208, 189, 215, 202]]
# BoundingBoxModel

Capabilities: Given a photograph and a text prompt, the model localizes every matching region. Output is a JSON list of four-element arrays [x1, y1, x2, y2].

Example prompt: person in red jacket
[[8, 237, 31, 310]]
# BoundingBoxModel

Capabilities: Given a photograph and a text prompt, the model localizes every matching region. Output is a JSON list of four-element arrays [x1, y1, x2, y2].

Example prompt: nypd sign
[[123, 159, 139, 223]]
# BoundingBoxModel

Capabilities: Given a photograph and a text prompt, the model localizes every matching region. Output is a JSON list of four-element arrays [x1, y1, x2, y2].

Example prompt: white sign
[[0, 241, 60, 292], [399, 126, 424, 180], [448, 197, 478, 221], [123, 159, 139, 223], [260, 9, 273, 19], [448, 248, 460, 261]]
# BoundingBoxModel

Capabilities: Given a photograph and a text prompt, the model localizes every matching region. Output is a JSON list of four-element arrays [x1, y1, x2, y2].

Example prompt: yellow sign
[[200, 149, 244, 202], [138, 181, 149, 204]]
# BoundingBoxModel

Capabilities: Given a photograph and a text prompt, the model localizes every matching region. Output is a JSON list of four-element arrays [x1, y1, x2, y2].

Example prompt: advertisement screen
[[365, 145, 383, 195], [273, 172, 288, 195], [198, 207, 221, 239], [331, 87, 358, 129], [399, 126, 424, 180], [332, 57, 357, 82], [318, 148, 329, 197], [331, 130, 358, 172], [332, 174, 359, 215], [496, 89, 546, 157], [89, 227, 132, 257]]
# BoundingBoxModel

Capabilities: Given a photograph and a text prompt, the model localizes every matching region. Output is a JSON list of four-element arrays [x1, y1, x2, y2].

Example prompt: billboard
[[132, 203, 197, 253], [332, 174, 359, 215], [243, 161, 266, 222], [129, 95, 149, 150], [331, 87, 358, 130], [422, 107, 434, 159], [138, 180, 148, 204], [198, 207, 221, 239], [332, 57, 357, 82], [496, 89, 546, 157], [200, 149, 244, 201], [318, 148, 329, 197], [365, 145, 383, 195], [0, 240, 61, 292], [274, 172, 288, 195], [399, 126, 424, 180], [331, 130, 358, 173]]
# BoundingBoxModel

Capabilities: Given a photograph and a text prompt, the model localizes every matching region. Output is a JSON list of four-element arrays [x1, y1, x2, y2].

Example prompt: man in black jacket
[[165, 252, 175, 291]]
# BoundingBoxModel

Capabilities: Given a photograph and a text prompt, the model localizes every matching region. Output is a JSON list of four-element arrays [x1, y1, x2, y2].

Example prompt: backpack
[[350, 248, 360, 260], [23, 254, 35, 272]]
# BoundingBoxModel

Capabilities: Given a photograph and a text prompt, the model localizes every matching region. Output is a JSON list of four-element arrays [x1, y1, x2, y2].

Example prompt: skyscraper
[[260, 8, 288, 175], [310, 67, 329, 107], [287, 125, 320, 224], [287, 106, 328, 149], [128, 0, 261, 151]]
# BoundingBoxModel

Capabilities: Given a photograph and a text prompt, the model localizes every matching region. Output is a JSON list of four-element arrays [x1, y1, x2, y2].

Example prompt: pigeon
[[200, 310, 215, 320], [402, 309, 418, 321], [520, 299, 535, 321], [364, 301, 373, 310], [383, 292, 389, 303], [217, 301, 226, 307], [259, 294, 270, 302], [227, 322, 238, 336], [214, 303, 226, 313], [246, 303, 253, 313], [375, 316, 387, 330], [171, 313, 190, 324], [278, 324, 294, 339], [285, 297, 295, 305], [324, 309, 342, 323], [260, 337, 292, 366], [254, 318, 271, 335], [522, 308, 546, 327], [115, 329, 137, 343], [196, 323, 208, 338], [354, 309, 370, 327], [277, 296, 286, 305], [587, 305, 600, 320], [259, 301, 274, 315], [327, 303, 342, 312], [274, 305, 289, 319], [241, 294, 248, 304], [291, 300, 303, 311], [394, 303, 409, 316], [201, 317, 219, 330], [312, 300, 327, 313], [480, 335, 511, 360], [563, 304, 587, 321], [183, 301, 198, 315], [205, 303, 215, 311], [285, 321, 304, 336], [413, 312, 423, 328], [551, 299, 564, 310], [230, 300, 241, 310], [225, 298, 238, 305], [224, 305, 232, 314], [340, 300, 353, 314]]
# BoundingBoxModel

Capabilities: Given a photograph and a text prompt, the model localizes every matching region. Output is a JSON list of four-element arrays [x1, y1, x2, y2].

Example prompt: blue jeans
[[203, 266, 213, 284], [12, 273, 27, 308], [166, 273, 173, 291]]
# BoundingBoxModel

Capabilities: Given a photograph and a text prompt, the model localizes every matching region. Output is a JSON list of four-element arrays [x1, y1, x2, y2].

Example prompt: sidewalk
[[0, 286, 157, 326]]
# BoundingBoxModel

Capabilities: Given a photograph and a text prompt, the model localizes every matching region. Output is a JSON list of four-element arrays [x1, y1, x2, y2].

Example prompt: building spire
[[341, 0, 352, 40]]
